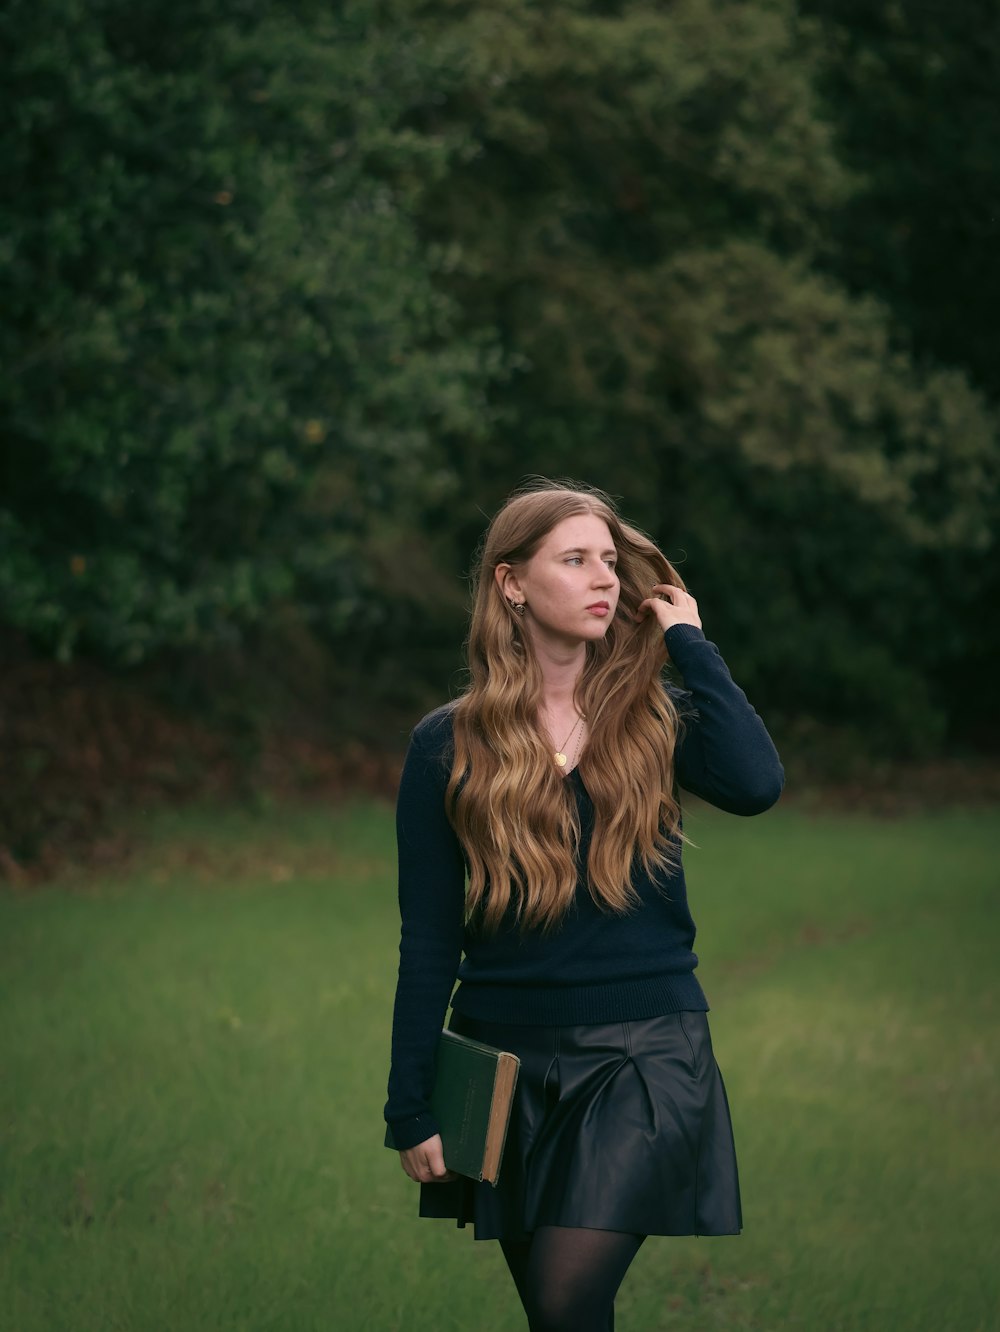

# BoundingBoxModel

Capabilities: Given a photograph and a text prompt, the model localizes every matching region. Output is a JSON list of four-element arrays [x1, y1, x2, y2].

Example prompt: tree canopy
[[2, 0, 998, 760], [2, 0, 498, 663]]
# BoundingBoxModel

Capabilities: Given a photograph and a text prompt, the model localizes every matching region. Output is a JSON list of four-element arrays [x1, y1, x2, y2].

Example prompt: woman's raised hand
[[636, 584, 702, 635], [398, 1134, 458, 1184]]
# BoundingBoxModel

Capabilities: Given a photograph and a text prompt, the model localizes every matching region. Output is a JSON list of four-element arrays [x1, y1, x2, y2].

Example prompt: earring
[[507, 598, 526, 616]]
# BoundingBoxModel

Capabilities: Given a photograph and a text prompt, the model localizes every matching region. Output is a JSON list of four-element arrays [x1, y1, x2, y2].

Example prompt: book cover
[[384, 1029, 520, 1185]]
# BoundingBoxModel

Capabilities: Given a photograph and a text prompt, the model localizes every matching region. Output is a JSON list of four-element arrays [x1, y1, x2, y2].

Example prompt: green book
[[385, 1029, 520, 1185]]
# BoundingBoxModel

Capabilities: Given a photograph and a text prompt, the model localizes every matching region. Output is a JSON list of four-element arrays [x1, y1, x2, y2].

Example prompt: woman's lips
[[586, 603, 610, 616]]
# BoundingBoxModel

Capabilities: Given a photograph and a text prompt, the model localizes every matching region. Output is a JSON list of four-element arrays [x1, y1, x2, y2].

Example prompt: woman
[[384, 480, 784, 1331]]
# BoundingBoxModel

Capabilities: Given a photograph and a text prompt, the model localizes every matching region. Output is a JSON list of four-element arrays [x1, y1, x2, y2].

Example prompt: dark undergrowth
[[4, 631, 998, 887]]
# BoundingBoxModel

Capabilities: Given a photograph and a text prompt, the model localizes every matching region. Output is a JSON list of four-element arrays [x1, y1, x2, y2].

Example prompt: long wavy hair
[[447, 480, 690, 934]]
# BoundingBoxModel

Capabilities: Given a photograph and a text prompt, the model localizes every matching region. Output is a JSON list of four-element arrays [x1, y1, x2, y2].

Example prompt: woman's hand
[[636, 584, 702, 636], [398, 1133, 458, 1184]]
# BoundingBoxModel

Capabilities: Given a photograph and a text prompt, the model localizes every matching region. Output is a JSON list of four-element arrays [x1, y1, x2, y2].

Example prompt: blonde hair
[[447, 479, 689, 934]]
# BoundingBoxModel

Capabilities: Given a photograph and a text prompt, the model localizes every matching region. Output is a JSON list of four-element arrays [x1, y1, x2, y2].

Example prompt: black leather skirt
[[418, 1008, 742, 1242]]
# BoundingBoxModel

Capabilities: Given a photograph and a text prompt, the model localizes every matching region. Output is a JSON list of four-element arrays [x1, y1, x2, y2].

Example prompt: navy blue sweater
[[384, 623, 784, 1150]]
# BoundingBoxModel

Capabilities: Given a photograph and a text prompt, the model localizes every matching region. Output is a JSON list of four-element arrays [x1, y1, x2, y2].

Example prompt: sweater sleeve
[[383, 714, 467, 1151], [665, 623, 785, 815]]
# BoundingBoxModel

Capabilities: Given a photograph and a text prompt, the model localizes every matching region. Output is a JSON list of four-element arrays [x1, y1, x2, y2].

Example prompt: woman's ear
[[494, 562, 522, 602]]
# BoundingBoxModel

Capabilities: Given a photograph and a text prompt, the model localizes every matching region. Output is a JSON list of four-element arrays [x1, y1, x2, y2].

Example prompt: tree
[[0, 0, 499, 665], [3, 0, 997, 756], [401, 0, 999, 752]]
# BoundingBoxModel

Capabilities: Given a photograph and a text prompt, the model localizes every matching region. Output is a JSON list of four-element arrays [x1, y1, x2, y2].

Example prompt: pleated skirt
[[418, 1007, 743, 1242]]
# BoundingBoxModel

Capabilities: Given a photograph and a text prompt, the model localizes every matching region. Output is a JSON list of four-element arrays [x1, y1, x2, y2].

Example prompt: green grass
[[1, 799, 997, 1331]]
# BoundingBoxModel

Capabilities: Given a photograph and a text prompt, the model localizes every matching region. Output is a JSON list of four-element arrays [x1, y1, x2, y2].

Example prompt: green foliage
[[802, 0, 1000, 398], [403, 0, 999, 751], [1, 0, 997, 757], [1, 0, 498, 663]]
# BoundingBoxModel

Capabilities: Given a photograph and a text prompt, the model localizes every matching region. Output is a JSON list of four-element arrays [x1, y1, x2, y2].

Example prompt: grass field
[[1, 798, 997, 1332]]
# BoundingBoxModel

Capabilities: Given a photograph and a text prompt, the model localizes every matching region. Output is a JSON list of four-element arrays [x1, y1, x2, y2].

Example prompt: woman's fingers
[[420, 1139, 456, 1182], [637, 583, 687, 610], [399, 1134, 458, 1184], [649, 583, 694, 603], [636, 585, 702, 632]]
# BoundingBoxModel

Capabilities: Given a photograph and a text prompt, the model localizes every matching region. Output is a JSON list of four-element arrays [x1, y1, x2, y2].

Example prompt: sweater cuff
[[385, 1111, 442, 1153], [663, 623, 708, 660]]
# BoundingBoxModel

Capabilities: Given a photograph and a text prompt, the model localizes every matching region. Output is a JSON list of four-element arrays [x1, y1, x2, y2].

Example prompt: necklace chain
[[553, 712, 585, 769]]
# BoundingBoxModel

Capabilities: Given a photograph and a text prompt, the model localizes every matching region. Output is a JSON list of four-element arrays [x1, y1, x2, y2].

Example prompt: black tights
[[499, 1225, 646, 1332]]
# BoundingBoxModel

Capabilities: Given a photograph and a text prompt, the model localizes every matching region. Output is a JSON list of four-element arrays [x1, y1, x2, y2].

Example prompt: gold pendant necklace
[[553, 713, 584, 768]]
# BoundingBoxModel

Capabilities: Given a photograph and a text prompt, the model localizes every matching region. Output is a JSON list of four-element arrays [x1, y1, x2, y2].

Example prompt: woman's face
[[499, 513, 621, 650]]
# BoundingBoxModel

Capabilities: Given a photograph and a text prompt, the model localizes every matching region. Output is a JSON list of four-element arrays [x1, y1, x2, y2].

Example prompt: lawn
[[1, 798, 997, 1331]]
